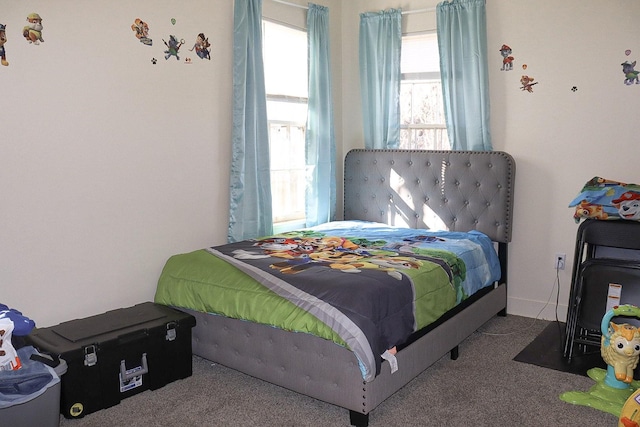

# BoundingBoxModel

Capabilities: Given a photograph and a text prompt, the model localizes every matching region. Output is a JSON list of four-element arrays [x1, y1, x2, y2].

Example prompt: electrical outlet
[[555, 253, 566, 270]]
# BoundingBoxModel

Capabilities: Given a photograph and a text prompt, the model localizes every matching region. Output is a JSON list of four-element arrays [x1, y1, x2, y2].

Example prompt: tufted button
[[497, 184, 502, 189], [380, 177, 385, 182], [476, 182, 481, 187], [464, 200, 469, 205], [414, 213, 420, 218], [426, 161, 431, 167], [488, 163, 493, 168], [473, 219, 479, 224], [455, 180, 460, 186], [380, 211, 384, 216], [453, 217, 457, 222], [466, 162, 471, 167], [373, 160, 377, 164], [364, 177, 368, 181], [443, 198, 448, 203], [416, 179, 420, 184], [390, 160, 394, 165], [408, 160, 413, 165]]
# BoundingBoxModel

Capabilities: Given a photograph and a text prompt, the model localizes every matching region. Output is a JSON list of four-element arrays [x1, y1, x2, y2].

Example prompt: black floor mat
[[513, 321, 606, 376]]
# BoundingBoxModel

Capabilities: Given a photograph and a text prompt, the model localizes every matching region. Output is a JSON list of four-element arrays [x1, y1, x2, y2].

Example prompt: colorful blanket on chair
[[569, 177, 640, 222]]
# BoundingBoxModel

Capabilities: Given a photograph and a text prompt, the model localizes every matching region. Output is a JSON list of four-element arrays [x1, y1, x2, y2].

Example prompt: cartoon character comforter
[[154, 221, 501, 381]]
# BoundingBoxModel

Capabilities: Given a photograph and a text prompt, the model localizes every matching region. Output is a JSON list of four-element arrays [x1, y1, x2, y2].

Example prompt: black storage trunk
[[26, 302, 195, 419]]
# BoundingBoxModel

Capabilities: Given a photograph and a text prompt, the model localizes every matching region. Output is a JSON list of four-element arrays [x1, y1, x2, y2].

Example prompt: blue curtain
[[305, 4, 336, 227], [228, 0, 273, 242], [359, 9, 402, 149], [437, 0, 492, 151]]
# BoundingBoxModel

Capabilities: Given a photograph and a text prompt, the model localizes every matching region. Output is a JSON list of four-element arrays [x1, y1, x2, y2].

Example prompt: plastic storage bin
[[0, 349, 67, 427]]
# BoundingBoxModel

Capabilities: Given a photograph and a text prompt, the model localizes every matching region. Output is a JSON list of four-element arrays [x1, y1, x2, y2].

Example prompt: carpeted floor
[[55, 315, 617, 427]]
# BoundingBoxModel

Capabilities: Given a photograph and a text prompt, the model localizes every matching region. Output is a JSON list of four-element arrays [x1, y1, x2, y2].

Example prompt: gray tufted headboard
[[343, 149, 516, 244]]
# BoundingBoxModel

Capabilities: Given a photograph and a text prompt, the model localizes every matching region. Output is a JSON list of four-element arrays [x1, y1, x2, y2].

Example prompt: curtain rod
[[271, 0, 308, 10], [402, 7, 436, 15], [270, 0, 435, 15]]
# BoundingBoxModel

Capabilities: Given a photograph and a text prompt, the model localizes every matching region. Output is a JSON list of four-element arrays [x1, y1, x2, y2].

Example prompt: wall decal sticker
[[571, 86, 578, 92], [520, 75, 538, 92], [131, 18, 153, 46], [151, 58, 157, 64], [23, 13, 44, 45], [499, 44, 514, 71], [163, 35, 184, 60], [188, 33, 211, 60], [626, 49, 632, 56], [0, 23, 8, 66], [621, 61, 639, 85], [171, 18, 177, 25]]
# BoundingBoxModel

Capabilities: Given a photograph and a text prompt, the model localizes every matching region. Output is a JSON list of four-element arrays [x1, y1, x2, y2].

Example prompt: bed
[[154, 149, 516, 426]]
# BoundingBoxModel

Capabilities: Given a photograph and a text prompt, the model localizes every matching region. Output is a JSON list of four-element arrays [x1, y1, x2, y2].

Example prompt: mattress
[[154, 220, 500, 381]]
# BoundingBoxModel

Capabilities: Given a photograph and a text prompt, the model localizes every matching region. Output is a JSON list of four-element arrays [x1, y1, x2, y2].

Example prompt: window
[[263, 21, 308, 231], [400, 33, 449, 150]]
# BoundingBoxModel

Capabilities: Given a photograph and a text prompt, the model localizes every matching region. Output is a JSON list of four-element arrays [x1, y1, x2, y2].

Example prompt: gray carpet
[[58, 315, 616, 426]]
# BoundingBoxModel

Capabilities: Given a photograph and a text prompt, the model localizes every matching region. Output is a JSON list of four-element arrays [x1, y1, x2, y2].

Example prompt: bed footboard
[[181, 282, 506, 425]]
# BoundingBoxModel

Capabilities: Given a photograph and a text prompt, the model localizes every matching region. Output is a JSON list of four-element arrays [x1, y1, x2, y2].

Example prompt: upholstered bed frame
[[181, 149, 516, 426]]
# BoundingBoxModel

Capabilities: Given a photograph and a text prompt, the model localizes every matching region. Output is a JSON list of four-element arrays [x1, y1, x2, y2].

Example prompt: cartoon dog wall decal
[[0, 24, 7, 66], [520, 75, 538, 92], [189, 33, 211, 60], [131, 18, 152, 46], [621, 61, 640, 85], [163, 35, 184, 60], [499, 44, 514, 71], [23, 13, 44, 45]]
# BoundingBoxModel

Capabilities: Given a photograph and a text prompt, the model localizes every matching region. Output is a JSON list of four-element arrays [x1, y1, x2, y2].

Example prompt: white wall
[[3, 0, 640, 327], [488, 0, 640, 319], [2, 1, 235, 326]]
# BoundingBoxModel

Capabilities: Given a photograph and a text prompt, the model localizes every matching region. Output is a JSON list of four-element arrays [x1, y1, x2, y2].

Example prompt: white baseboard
[[506, 296, 568, 322]]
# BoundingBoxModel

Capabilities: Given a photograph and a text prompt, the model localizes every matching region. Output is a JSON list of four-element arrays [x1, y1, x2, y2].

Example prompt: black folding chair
[[564, 219, 640, 362]]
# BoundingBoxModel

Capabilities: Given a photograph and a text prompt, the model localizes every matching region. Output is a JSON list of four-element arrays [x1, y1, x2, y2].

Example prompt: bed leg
[[450, 345, 459, 360], [349, 410, 369, 427], [498, 307, 507, 317]]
